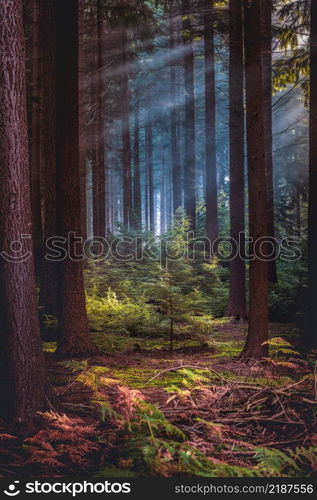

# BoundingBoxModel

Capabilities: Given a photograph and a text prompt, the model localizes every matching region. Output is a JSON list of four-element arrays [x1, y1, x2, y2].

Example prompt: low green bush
[[86, 288, 160, 336]]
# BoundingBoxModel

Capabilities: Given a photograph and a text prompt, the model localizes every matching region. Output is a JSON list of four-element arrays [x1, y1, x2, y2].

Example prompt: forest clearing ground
[[1, 321, 316, 478]]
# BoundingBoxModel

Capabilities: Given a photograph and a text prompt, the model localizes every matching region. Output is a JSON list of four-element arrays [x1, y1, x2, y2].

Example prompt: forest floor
[[1, 322, 317, 478]]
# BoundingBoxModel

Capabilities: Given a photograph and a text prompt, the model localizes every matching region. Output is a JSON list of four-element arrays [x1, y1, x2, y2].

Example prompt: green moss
[[217, 370, 297, 387], [106, 367, 187, 388]]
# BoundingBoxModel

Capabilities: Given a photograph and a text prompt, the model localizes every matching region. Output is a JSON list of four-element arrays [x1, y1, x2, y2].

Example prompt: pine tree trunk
[[146, 120, 155, 233], [262, 0, 277, 283], [92, 0, 106, 239], [239, 0, 269, 361], [204, 0, 218, 244], [169, 2, 182, 213], [133, 93, 142, 229], [55, 0, 97, 357], [121, 26, 133, 229], [161, 149, 166, 234], [227, 0, 247, 320], [144, 144, 149, 232], [29, 0, 43, 271], [182, 0, 196, 231], [79, 0, 88, 241], [0, 0, 48, 424], [166, 146, 173, 230], [308, 0, 317, 348], [296, 188, 301, 237], [38, 0, 58, 324]]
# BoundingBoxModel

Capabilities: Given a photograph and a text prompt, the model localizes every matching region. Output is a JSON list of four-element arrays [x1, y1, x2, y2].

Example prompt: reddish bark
[[227, 0, 247, 320], [239, 0, 269, 361], [0, 0, 48, 423], [55, 0, 97, 357]]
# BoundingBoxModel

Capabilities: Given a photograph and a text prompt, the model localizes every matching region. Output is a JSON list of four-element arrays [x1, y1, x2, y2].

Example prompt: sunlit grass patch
[[107, 367, 190, 388]]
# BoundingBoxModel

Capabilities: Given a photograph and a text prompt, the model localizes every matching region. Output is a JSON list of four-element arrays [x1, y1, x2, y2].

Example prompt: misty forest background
[[0, 0, 317, 478]]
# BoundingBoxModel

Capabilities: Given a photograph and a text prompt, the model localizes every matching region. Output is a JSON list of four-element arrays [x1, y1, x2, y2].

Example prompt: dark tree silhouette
[[39, 0, 58, 323], [28, 0, 43, 271]]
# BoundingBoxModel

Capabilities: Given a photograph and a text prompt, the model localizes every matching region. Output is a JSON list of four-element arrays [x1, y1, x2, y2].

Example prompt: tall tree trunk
[[38, 0, 58, 324], [29, 0, 43, 271], [146, 119, 155, 233], [227, 0, 247, 320], [55, 0, 97, 357], [109, 162, 114, 233], [182, 0, 196, 231], [161, 148, 166, 234], [204, 0, 218, 244], [92, 0, 106, 238], [144, 118, 149, 232], [308, 0, 317, 348], [239, 0, 269, 361], [295, 187, 301, 238], [133, 93, 142, 229], [262, 0, 277, 283], [169, 2, 182, 213], [121, 26, 133, 228], [0, 0, 48, 424], [79, 0, 87, 241]]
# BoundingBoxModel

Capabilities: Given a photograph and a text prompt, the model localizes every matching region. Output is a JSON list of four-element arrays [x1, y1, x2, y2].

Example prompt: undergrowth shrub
[[86, 289, 160, 336], [255, 447, 317, 477], [269, 257, 307, 323]]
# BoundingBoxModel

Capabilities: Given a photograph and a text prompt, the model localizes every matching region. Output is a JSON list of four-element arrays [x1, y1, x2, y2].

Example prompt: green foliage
[[273, 0, 310, 96], [255, 447, 317, 477], [86, 288, 158, 336], [164, 368, 211, 397], [123, 436, 255, 477], [84, 217, 220, 346], [263, 336, 299, 357], [269, 256, 307, 323]]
